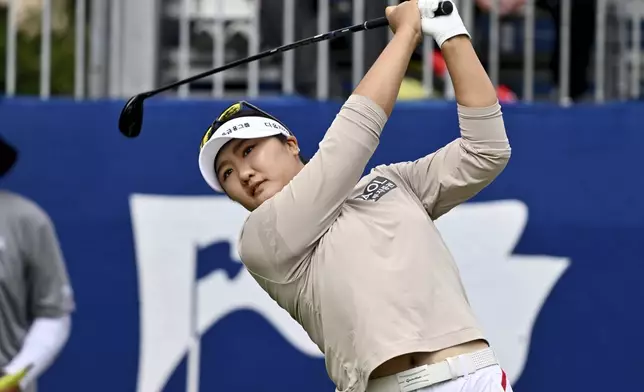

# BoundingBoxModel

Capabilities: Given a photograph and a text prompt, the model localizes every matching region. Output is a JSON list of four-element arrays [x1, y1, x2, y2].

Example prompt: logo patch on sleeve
[[356, 176, 398, 202]]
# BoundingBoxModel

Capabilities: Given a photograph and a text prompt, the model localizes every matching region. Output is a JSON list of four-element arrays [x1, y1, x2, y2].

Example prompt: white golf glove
[[418, 0, 470, 48]]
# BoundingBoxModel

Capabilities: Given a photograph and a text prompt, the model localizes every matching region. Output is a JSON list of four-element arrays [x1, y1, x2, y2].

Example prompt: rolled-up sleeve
[[387, 101, 511, 220], [239, 94, 389, 282]]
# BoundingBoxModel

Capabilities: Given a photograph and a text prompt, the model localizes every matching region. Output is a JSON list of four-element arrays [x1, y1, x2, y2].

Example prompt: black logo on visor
[[265, 122, 289, 133], [219, 122, 252, 136]]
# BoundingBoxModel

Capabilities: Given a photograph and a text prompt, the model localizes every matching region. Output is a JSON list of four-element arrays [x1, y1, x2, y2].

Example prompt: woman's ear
[[285, 136, 300, 156]]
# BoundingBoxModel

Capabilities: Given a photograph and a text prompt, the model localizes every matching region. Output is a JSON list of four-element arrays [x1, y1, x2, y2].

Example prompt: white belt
[[366, 348, 499, 392]]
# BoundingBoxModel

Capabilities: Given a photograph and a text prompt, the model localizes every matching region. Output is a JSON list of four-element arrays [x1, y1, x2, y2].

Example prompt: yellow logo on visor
[[200, 126, 214, 150], [217, 103, 242, 121], [199, 103, 243, 150]]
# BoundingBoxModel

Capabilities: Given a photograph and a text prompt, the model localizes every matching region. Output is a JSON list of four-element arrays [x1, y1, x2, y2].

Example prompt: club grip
[[363, 17, 389, 30], [434, 1, 454, 16], [363, 1, 454, 30]]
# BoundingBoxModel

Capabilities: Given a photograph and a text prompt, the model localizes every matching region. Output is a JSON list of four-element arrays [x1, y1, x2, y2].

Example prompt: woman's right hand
[[385, 0, 422, 46]]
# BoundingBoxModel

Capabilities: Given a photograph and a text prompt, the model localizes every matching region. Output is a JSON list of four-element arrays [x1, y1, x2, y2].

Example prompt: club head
[[118, 94, 147, 138]]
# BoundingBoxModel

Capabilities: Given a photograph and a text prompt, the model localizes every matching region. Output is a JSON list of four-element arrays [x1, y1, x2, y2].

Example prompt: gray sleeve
[[24, 211, 75, 318], [385, 101, 511, 220], [239, 94, 388, 282]]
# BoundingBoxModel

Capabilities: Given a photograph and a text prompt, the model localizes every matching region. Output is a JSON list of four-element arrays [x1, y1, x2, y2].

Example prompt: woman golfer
[[198, 1, 512, 391]]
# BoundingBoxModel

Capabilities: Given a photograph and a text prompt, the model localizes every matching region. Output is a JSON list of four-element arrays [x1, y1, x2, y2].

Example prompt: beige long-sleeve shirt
[[238, 94, 511, 392]]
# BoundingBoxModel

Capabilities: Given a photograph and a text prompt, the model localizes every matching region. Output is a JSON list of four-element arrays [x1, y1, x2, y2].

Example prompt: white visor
[[198, 116, 291, 192]]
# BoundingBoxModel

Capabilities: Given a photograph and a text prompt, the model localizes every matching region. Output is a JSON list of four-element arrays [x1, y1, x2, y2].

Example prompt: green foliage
[[0, 3, 76, 96]]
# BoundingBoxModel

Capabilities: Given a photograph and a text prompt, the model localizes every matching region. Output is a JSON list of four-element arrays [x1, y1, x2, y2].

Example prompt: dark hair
[[0, 136, 18, 177], [274, 134, 308, 164]]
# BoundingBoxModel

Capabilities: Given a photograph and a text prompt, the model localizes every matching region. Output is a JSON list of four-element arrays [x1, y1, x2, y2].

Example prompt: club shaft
[[139, 0, 452, 99], [144, 17, 390, 98]]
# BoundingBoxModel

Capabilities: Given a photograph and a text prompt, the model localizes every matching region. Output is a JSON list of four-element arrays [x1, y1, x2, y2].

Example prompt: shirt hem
[[363, 328, 487, 384]]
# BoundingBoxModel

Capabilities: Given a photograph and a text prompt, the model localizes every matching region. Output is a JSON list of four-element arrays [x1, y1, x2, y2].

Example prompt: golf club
[[118, 1, 454, 138]]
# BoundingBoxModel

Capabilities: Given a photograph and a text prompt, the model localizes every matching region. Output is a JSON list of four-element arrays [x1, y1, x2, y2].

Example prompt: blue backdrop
[[0, 96, 643, 392]]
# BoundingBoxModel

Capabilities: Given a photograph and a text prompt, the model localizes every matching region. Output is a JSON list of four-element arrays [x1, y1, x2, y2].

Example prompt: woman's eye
[[222, 168, 232, 180], [243, 146, 254, 157]]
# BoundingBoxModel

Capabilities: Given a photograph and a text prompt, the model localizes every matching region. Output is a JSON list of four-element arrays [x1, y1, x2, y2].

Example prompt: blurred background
[[0, 1, 643, 392], [1, 0, 642, 102]]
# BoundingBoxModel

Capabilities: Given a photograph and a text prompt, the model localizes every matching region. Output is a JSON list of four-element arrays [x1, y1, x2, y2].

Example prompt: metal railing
[[3, 0, 87, 99], [2, 0, 643, 103]]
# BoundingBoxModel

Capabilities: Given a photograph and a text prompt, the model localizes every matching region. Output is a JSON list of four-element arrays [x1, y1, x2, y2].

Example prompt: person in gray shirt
[[0, 136, 75, 392]]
